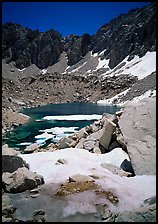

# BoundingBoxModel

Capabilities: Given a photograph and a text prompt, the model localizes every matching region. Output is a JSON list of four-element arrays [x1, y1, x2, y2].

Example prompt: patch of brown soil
[[55, 181, 119, 204], [55, 181, 98, 196]]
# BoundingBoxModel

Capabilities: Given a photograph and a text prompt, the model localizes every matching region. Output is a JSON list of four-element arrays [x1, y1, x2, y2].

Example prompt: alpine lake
[[3, 102, 121, 152]]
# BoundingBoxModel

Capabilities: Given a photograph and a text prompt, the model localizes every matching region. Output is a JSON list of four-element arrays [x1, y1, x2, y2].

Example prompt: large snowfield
[[20, 147, 156, 214]]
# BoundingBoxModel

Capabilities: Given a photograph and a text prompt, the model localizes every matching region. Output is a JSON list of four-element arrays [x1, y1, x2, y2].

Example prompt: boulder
[[93, 146, 102, 154], [102, 113, 118, 125], [76, 127, 88, 139], [120, 159, 135, 176], [116, 133, 127, 151], [2, 144, 19, 156], [58, 137, 73, 149], [119, 97, 156, 175], [89, 123, 100, 133], [2, 154, 29, 174], [75, 138, 84, 149], [69, 174, 95, 183], [24, 143, 40, 153], [99, 119, 116, 153], [2, 167, 44, 193], [83, 129, 103, 151]]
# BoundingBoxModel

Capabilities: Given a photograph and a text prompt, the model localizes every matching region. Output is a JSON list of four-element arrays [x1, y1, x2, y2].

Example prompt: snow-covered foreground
[[20, 148, 156, 214]]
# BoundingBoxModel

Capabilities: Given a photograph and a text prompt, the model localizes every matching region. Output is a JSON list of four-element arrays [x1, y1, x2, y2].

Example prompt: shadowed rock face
[[2, 3, 155, 69], [2, 23, 63, 69], [91, 3, 156, 68]]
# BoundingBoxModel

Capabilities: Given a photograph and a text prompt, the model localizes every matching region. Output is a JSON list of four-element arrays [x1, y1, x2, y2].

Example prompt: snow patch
[[101, 51, 156, 80], [41, 69, 47, 74], [91, 51, 98, 58], [20, 147, 156, 213], [96, 58, 110, 70], [19, 147, 130, 184], [17, 68, 26, 72], [65, 66, 70, 71], [123, 51, 156, 80], [98, 49, 107, 56]]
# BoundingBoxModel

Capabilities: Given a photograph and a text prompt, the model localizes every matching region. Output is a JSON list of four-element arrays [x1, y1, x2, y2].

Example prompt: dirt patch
[[55, 181, 98, 196], [55, 181, 119, 204]]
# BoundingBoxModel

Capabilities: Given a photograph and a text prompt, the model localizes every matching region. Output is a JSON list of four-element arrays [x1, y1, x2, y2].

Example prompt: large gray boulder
[[83, 129, 103, 151], [24, 143, 40, 153], [119, 97, 156, 175], [99, 119, 116, 152], [2, 154, 29, 174], [2, 144, 19, 156], [2, 167, 44, 193]]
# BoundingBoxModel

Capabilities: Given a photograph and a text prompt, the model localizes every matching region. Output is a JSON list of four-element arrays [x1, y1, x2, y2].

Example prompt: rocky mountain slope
[[2, 3, 155, 70]]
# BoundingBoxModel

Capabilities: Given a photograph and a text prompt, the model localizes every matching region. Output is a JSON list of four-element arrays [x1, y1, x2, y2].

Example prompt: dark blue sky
[[2, 2, 150, 37]]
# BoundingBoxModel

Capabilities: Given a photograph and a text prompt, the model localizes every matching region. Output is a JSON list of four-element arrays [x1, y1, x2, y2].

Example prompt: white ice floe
[[35, 127, 79, 144], [20, 147, 156, 213], [34, 132, 55, 144], [39, 127, 79, 134], [16, 142, 32, 146], [42, 114, 102, 121]]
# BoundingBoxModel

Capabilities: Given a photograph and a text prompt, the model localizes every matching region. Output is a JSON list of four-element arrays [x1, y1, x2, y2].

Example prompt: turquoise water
[[3, 102, 121, 152]]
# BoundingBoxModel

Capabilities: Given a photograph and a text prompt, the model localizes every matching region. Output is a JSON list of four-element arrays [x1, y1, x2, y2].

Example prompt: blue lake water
[[3, 102, 121, 151]]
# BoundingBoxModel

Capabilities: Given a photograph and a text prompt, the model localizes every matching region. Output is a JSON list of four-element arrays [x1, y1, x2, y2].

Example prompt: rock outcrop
[[92, 3, 156, 68], [2, 144, 44, 194], [2, 144, 29, 174], [119, 97, 156, 175], [2, 167, 44, 193], [2, 23, 63, 69]]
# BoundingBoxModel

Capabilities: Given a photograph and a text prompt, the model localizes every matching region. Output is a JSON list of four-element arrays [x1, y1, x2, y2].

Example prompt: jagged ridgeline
[[2, 3, 155, 70]]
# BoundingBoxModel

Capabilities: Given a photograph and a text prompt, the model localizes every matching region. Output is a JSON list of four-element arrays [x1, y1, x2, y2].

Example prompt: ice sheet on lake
[[42, 114, 102, 121]]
